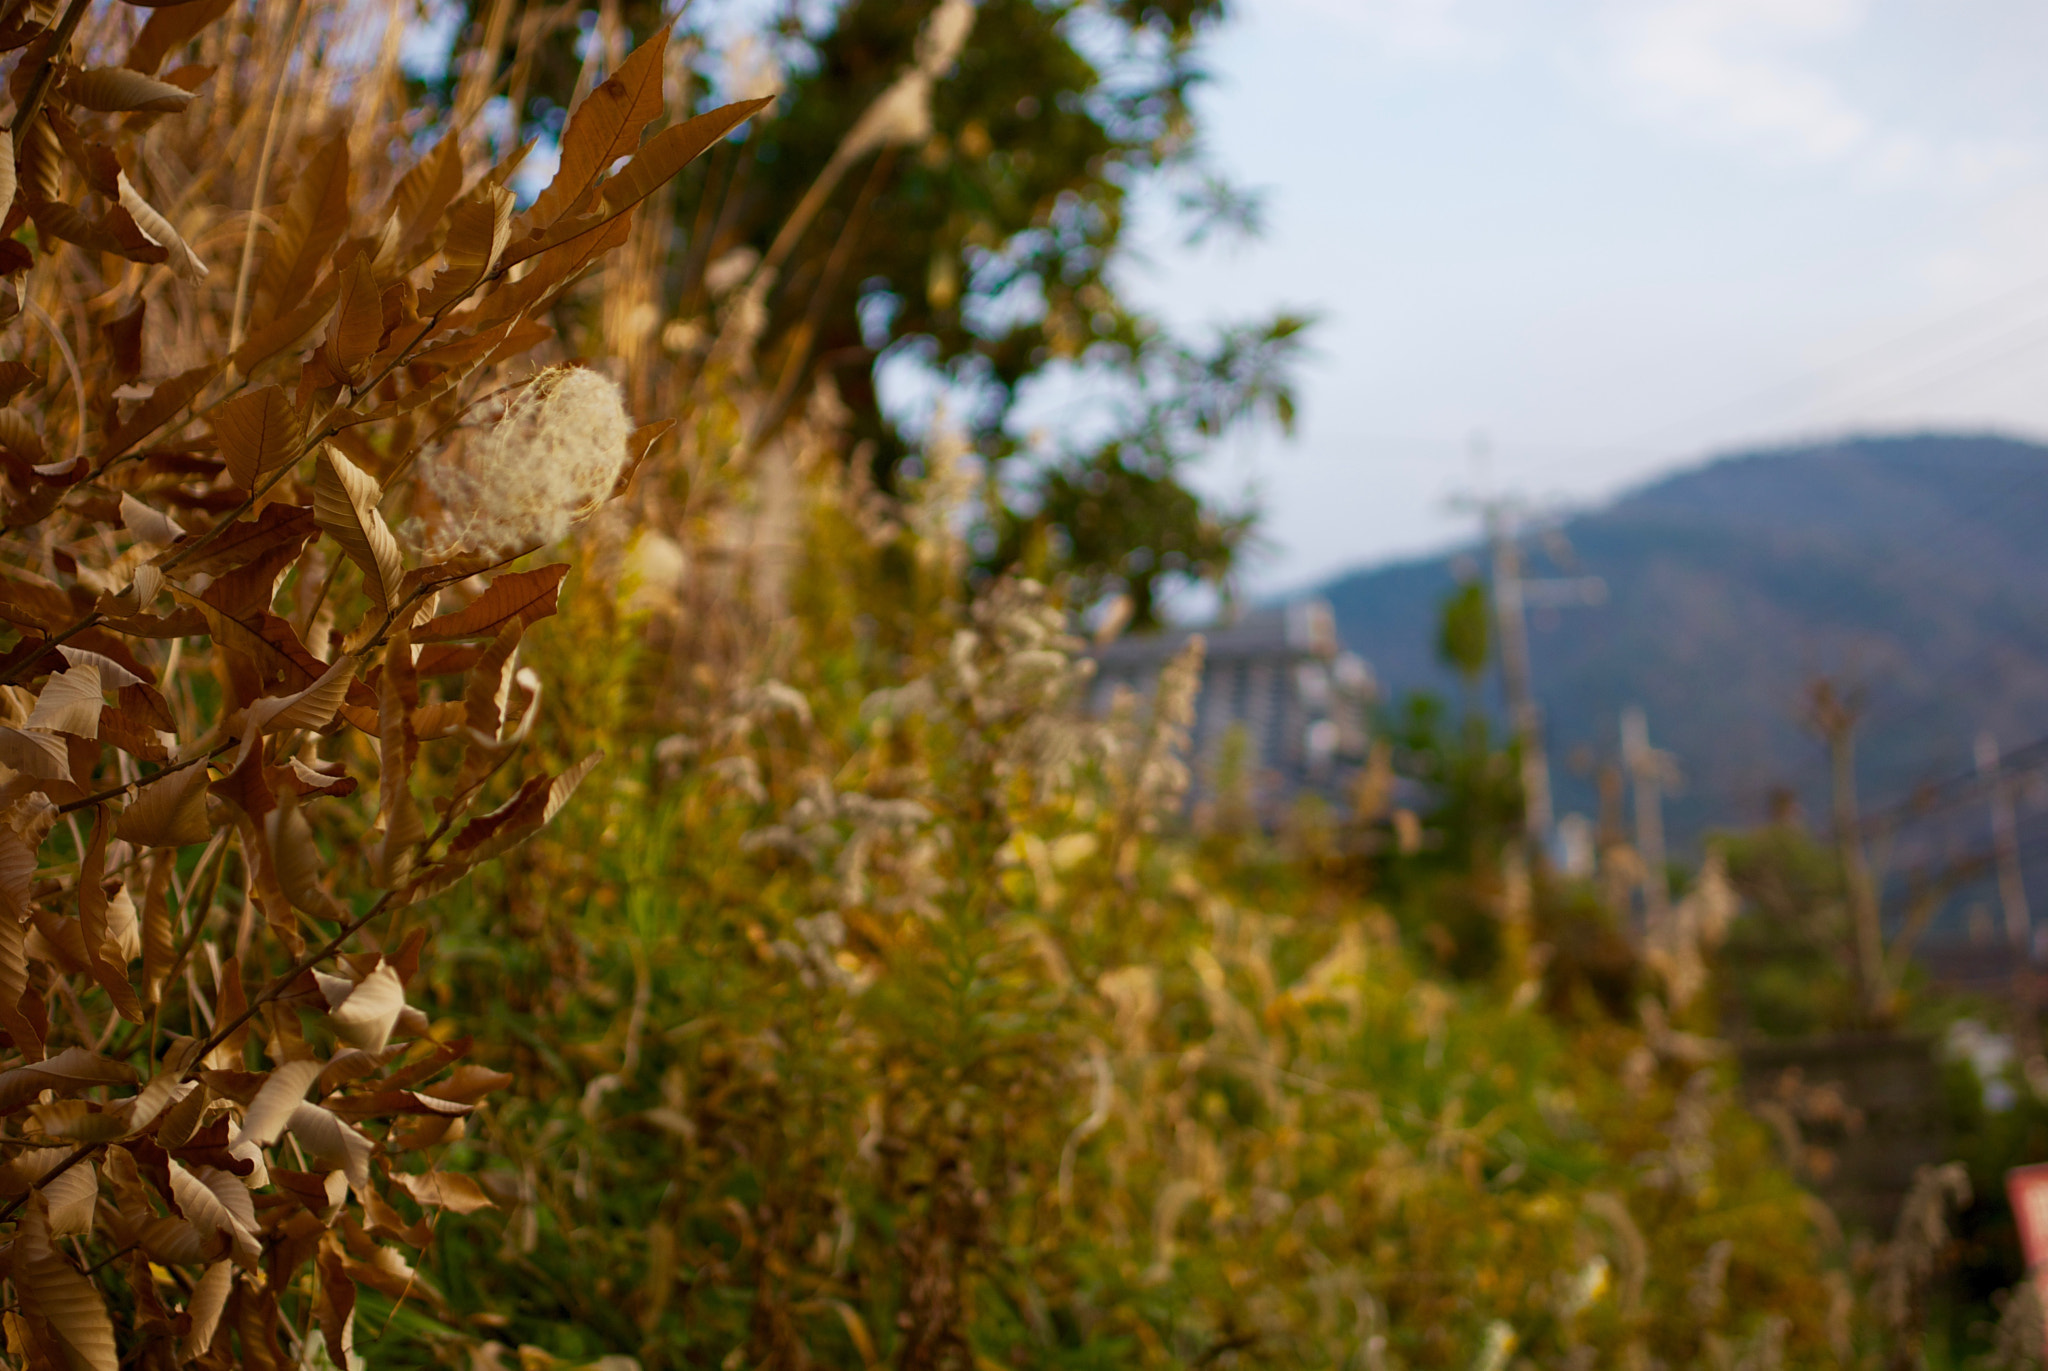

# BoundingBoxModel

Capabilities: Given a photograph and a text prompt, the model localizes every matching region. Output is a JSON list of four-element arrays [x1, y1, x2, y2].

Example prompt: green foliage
[[991, 443, 1251, 630], [434, 0, 1306, 617], [1712, 824, 1861, 1039], [1438, 579, 1492, 687], [1365, 694, 1526, 981], [394, 466, 1841, 1369]]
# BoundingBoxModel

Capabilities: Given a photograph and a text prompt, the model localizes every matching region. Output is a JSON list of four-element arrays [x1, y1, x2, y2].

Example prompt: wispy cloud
[[1608, 0, 1870, 161], [1603, 0, 2034, 188]]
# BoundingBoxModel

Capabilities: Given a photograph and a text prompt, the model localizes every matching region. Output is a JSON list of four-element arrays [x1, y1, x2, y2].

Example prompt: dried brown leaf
[[315, 1237, 357, 1367], [114, 761, 209, 847], [140, 851, 174, 1004], [168, 1160, 259, 1268], [0, 891, 40, 1059], [327, 251, 382, 375], [127, 0, 232, 75], [0, 725, 73, 780], [415, 564, 568, 642], [522, 22, 672, 231], [15, 1192, 117, 1371], [0, 1047, 138, 1112], [392, 1170, 496, 1214], [285, 1103, 371, 1192], [43, 1157, 96, 1235], [180, 1260, 232, 1362], [117, 493, 181, 549], [117, 172, 206, 281], [313, 1045, 406, 1097], [103, 360, 222, 462], [23, 662, 102, 737], [601, 98, 773, 216], [322, 961, 405, 1052], [249, 652, 355, 735], [230, 1058, 322, 1150], [416, 185, 513, 314], [253, 135, 348, 326], [209, 385, 302, 493], [313, 445, 401, 617], [68, 67, 194, 112]]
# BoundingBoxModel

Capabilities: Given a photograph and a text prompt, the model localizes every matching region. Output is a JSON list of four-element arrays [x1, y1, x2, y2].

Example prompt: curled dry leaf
[[416, 564, 569, 642], [248, 652, 356, 735], [116, 173, 207, 283], [56, 646, 146, 690], [316, 1235, 359, 1367], [15, 1192, 117, 1371], [270, 799, 345, 919], [392, 1169, 497, 1214], [313, 445, 402, 617], [287, 1103, 373, 1192], [23, 662, 103, 737], [0, 1046, 138, 1111], [320, 960, 407, 1052], [328, 251, 383, 376], [602, 98, 776, 216], [0, 725, 70, 780], [168, 1159, 261, 1268], [68, 67, 197, 113], [119, 492, 183, 548], [521, 22, 672, 232], [137, 1213, 231, 1267], [444, 184, 514, 281], [180, 1260, 233, 1363], [231, 1057, 325, 1150], [114, 760, 211, 847], [43, 1157, 97, 1235]]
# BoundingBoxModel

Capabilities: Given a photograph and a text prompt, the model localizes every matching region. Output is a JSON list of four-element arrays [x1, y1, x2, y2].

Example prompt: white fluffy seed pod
[[421, 366, 632, 557]]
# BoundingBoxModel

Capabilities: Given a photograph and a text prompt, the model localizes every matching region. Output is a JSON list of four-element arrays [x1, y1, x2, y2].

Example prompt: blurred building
[[1088, 599, 1376, 811]]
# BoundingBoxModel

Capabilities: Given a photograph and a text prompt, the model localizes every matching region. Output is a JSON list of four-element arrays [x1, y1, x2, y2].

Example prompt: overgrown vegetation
[[0, 0, 2027, 1367], [0, 0, 755, 1362]]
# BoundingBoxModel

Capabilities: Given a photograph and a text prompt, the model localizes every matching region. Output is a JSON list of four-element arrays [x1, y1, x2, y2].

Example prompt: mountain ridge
[[1314, 432, 2048, 849]]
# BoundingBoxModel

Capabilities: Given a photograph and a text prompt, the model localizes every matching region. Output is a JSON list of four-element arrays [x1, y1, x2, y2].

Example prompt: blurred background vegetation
[[310, 0, 2048, 1364]]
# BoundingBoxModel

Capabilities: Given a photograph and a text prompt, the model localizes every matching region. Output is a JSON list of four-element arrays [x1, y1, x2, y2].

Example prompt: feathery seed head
[[420, 365, 632, 557]]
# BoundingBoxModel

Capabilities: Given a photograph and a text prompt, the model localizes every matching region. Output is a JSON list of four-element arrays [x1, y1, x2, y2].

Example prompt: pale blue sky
[[1129, 0, 2048, 591]]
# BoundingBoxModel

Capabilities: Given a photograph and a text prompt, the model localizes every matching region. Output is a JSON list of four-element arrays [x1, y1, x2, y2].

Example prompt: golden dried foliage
[[0, 1, 762, 1363]]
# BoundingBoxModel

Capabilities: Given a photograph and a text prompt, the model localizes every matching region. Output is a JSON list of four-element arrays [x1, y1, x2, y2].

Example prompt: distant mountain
[[1317, 433, 2048, 850]]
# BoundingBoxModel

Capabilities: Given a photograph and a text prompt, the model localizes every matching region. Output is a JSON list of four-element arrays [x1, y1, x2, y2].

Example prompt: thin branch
[[8, 0, 93, 150], [56, 740, 234, 816]]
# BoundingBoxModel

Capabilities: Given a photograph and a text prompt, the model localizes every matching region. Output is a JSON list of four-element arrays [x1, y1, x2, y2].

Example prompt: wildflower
[[1471, 1321, 1516, 1371], [1560, 1254, 1611, 1320], [420, 365, 632, 557]]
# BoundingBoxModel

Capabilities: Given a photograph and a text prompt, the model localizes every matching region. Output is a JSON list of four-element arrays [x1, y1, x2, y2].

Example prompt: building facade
[[1088, 600, 1376, 813]]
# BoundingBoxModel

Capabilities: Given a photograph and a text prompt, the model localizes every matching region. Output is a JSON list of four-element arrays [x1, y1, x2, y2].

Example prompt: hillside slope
[[1319, 433, 2048, 846]]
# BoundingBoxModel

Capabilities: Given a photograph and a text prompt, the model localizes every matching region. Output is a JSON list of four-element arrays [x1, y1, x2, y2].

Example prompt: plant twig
[[8, 0, 93, 150]]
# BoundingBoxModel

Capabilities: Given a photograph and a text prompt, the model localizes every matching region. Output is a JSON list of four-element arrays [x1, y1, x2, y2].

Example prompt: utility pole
[[1486, 505, 1551, 849], [1621, 706, 1679, 938], [1812, 682, 1888, 1022], [1453, 444, 1605, 859], [1977, 732, 2034, 951], [1978, 731, 2036, 1048]]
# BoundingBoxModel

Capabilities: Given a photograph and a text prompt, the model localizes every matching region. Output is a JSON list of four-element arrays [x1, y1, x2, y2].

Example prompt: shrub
[[0, 6, 755, 1363]]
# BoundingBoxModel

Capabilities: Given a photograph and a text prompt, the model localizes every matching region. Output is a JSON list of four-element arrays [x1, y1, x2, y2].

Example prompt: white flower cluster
[[420, 365, 631, 557]]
